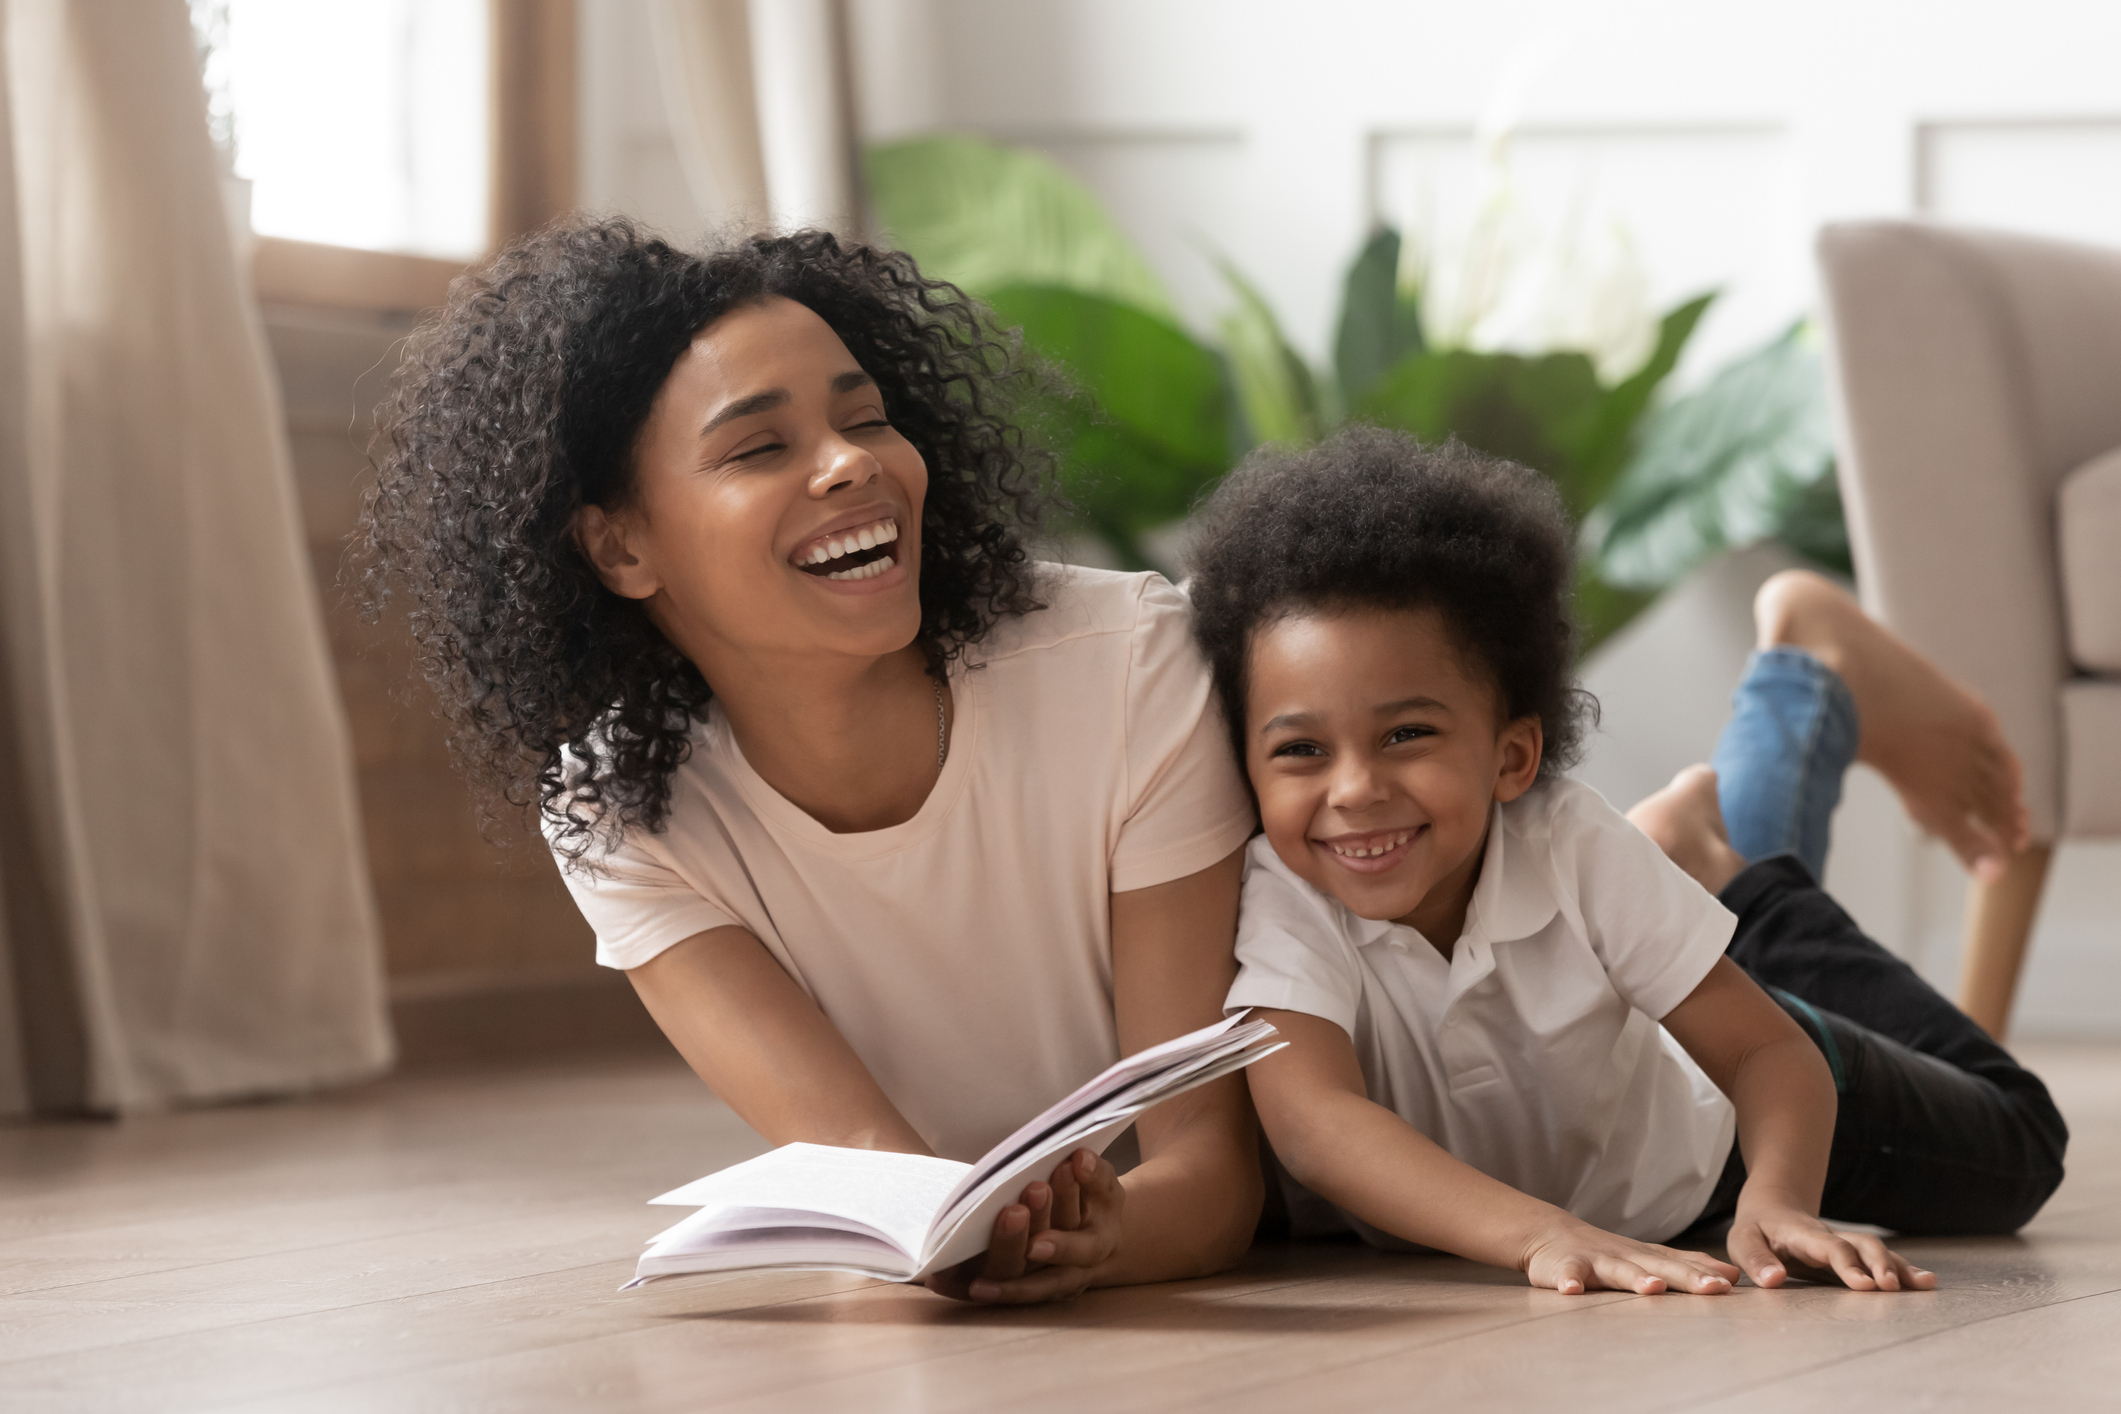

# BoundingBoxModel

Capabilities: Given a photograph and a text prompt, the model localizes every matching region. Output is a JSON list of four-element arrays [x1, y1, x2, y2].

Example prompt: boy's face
[[1244, 606, 1543, 941]]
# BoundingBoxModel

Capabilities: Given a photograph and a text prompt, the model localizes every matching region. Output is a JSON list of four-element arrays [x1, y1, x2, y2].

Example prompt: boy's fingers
[[1726, 1223, 1784, 1287], [1593, 1256, 1662, 1295], [1817, 1235, 1877, 1290], [1852, 1234, 1901, 1291], [1547, 1257, 1593, 1295], [1664, 1245, 1742, 1281], [1656, 1257, 1733, 1294]]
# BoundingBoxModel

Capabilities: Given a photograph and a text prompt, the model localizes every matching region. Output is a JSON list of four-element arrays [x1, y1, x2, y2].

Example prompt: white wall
[[863, 0, 2121, 372], [578, 0, 2121, 1035]]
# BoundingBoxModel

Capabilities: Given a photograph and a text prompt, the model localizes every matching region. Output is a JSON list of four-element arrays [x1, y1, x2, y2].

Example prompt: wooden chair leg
[[1957, 843, 2053, 1042]]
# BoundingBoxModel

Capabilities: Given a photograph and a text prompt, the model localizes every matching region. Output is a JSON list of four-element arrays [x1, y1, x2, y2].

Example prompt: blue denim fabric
[[1709, 647, 1860, 880]]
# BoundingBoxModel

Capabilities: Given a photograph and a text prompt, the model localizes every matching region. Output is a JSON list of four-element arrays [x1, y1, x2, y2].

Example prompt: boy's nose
[[1325, 759, 1390, 811]]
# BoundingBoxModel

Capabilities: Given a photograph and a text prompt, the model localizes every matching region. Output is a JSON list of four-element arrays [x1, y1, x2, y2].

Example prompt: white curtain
[[0, 0, 390, 1116], [650, 0, 861, 234]]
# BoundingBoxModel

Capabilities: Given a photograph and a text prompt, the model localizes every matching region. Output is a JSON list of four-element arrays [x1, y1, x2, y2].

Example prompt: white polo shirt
[[1227, 777, 1738, 1243]]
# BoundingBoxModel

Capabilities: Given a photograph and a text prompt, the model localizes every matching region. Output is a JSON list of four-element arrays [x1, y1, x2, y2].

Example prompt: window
[[224, 0, 491, 261], [193, 0, 574, 310]]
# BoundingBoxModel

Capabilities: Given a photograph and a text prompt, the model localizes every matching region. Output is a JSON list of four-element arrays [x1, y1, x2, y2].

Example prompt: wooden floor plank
[[1702, 1288, 2121, 1413], [0, 1043, 2112, 1412]]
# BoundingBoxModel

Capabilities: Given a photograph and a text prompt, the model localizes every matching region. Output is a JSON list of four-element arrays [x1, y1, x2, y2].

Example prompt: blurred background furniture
[[1818, 220, 2121, 1040]]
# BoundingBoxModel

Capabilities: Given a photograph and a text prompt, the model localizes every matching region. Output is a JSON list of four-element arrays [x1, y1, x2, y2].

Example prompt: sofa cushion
[[2063, 680, 2121, 838], [2059, 447, 2121, 672]]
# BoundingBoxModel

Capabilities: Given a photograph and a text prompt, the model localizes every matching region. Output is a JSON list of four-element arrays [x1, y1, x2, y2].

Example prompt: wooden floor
[[5, 1044, 2119, 1413]]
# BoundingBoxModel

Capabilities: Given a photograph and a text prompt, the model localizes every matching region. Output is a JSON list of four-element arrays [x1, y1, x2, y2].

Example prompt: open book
[[623, 1013, 1283, 1287]]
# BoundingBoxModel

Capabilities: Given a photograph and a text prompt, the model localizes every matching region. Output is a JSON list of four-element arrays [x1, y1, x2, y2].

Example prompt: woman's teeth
[[798, 518, 898, 566], [824, 555, 894, 581], [1328, 832, 1409, 859]]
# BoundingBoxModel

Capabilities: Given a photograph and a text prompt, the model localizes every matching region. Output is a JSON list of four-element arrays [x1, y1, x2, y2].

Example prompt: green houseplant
[[865, 135, 1844, 650]]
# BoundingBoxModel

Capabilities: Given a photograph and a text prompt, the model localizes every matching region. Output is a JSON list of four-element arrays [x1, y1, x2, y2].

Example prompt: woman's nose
[[808, 435, 881, 498]]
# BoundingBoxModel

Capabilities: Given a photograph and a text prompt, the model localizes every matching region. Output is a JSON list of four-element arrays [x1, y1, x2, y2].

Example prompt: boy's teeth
[[1331, 831, 1409, 858]]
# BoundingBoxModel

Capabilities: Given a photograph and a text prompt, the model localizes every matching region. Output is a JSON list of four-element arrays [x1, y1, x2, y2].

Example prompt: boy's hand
[[1521, 1215, 1741, 1295], [1728, 1197, 1936, 1291], [924, 1149, 1123, 1304]]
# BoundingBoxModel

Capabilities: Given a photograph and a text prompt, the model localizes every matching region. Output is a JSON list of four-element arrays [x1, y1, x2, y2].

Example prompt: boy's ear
[[574, 503, 660, 601], [1492, 715, 1544, 804]]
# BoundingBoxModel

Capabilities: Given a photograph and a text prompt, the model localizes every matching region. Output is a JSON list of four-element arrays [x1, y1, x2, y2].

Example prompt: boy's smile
[[1244, 606, 1542, 953]]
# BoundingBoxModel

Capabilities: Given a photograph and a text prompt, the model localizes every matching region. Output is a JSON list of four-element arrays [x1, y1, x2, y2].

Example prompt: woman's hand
[[1729, 1195, 1936, 1291], [924, 1149, 1124, 1304], [1521, 1214, 1742, 1296]]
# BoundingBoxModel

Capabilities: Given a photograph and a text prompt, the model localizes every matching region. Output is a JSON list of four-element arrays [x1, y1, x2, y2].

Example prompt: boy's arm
[[1250, 1009, 1738, 1295], [1660, 958, 1935, 1292]]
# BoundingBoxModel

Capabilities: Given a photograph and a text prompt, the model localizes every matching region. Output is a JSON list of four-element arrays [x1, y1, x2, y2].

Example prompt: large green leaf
[[1218, 260, 1326, 447], [1586, 324, 1839, 590], [865, 136, 1172, 316], [1353, 348, 1607, 510], [1333, 227, 1426, 404], [985, 284, 1229, 471], [982, 284, 1234, 566], [1570, 292, 1714, 510]]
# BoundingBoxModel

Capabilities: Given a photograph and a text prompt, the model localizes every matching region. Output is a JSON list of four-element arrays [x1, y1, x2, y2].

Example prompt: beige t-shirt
[[555, 565, 1257, 1161]]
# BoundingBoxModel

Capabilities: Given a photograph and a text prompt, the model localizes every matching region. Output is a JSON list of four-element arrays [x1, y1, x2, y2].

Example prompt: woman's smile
[[791, 514, 900, 575]]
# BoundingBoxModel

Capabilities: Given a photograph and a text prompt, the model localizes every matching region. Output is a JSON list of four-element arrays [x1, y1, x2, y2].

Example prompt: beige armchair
[[1817, 220, 2121, 1040]]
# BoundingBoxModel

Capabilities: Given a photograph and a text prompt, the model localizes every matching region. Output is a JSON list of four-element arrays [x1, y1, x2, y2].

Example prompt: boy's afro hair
[[1186, 425, 1596, 779]]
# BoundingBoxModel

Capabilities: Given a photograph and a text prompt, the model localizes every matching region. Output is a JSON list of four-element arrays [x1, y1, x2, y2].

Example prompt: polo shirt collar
[[1463, 801, 1561, 945], [1344, 801, 1560, 952]]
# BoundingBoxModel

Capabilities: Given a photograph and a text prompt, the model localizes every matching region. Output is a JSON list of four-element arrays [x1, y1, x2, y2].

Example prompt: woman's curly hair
[[357, 218, 1051, 859], [1186, 426, 1596, 779]]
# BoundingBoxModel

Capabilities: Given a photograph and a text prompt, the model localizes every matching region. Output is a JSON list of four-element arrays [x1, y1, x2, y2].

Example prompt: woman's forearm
[[1092, 1077, 1263, 1286], [629, 926, 933, 1154]]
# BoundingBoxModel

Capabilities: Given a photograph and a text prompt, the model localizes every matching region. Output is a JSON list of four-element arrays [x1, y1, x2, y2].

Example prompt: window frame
[[250, 0, 576, 312]]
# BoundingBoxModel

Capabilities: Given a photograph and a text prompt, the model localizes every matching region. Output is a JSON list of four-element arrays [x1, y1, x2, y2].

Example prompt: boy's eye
[[1385, 724, 1435, 746], [847, 417, 892, 431], [1270, 740, 1325, 759]]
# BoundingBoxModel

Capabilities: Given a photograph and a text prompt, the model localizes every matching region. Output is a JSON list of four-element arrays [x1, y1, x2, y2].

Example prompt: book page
[[649, 1143, 970, 1260], [941, 1014, 1254, 1211], [625, 1222, 915, 1287]]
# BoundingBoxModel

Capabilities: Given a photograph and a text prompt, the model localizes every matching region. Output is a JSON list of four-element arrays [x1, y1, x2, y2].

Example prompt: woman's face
[[578, 296, 929, 671]]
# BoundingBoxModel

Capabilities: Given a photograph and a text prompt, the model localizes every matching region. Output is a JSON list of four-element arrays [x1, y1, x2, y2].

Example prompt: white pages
[[625, 1013, 1283, 1287]]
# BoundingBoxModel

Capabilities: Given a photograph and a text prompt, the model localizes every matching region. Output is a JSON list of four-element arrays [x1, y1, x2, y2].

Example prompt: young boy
[[1187, 427, 2065, 1295]]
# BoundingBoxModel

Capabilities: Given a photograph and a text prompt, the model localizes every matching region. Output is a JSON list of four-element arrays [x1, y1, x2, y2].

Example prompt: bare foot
[[1628, 765, 1748, 896], [1753, 570, 2030, 883]]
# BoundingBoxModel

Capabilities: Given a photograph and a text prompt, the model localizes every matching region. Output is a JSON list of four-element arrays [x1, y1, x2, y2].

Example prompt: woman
[[360, 220, 1263, 1303]]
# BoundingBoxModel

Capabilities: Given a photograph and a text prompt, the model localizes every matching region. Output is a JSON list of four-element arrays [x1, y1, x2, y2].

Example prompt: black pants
[[1685, 855, 2068, 1236]]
